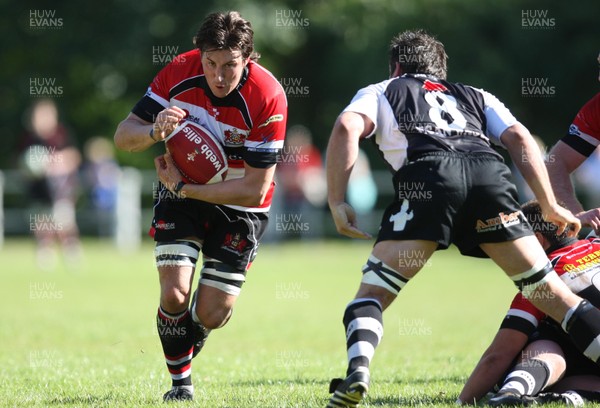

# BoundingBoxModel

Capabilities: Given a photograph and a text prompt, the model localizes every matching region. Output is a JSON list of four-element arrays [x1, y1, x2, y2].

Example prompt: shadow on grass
[[367, 391, 458, 406], [46, 395, 156, 406]]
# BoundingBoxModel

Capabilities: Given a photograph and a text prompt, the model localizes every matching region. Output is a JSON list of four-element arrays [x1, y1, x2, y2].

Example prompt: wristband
[[149, 127, 157, 142], [174, 181, 186, 193]]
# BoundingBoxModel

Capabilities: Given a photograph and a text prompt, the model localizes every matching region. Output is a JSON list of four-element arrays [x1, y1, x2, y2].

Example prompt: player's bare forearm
[[115, 108, 186, 153], [114, 114, 157, 152], [546, 141, 587, 214], [459, 329, 528, 404], [326, 112, 372, 207], [503, 125, 580, 234], [155, 154, 275, 207], [326, 112, 374, 239], [503, 124, 556, 209], [181, 176, 272, 207]]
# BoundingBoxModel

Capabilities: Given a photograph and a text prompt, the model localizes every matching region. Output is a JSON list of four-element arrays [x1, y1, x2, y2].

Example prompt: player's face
[[202, 49, 249, 98]]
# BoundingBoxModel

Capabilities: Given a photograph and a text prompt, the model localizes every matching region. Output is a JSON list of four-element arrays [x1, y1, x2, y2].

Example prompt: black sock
[[156, 306, 194, 387]]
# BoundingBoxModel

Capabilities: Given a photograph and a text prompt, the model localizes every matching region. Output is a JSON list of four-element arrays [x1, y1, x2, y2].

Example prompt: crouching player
[[326, 29, 600, 408], [459, 200, 600, 406]]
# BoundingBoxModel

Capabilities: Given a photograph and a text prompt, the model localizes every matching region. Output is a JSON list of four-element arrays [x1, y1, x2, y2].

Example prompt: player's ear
[[390, 62, 402, 79], [533, 231, 549, 250]]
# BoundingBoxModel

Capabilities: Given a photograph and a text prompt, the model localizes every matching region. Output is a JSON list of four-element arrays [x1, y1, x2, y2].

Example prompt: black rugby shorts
[[376, 152, 533, 258]]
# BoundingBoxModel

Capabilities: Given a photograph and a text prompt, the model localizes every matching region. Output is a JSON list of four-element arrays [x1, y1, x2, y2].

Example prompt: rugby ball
[[164, 121, 228, 184]]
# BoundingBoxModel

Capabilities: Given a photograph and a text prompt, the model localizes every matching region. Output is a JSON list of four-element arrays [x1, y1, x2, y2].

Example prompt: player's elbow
[[247, 188, 269, 207], [114, 126, 135, 152], [114, 119, 146, 152], [500, 123, 529, 149], [335, 112, 371, 139], [236, 185, 268, 207]]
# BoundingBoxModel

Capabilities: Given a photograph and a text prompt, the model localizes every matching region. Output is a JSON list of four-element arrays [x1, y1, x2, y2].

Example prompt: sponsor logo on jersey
[[475, 211, 522, 233], [422, 80, 448, 93], [155, 220, 176, 230], [222, 233, 248, 254], [258, 114, 284, 128]]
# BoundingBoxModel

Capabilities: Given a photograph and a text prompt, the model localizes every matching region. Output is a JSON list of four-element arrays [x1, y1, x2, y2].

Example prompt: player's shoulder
[[355, 77, 396, 97], [245, 60, 286, 101], [156, 49, 202, 81], [579, 91, 600, 114], [549, 238, 600, 268], [584, 91, 600, 105]]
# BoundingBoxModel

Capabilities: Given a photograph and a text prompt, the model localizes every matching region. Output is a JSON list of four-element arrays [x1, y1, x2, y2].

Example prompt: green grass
[[1, 238, 525, 407]]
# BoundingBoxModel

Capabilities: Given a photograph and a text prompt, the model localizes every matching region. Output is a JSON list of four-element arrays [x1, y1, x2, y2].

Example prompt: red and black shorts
[[376, 152, 533, 258], [150, 183, 268, 271]]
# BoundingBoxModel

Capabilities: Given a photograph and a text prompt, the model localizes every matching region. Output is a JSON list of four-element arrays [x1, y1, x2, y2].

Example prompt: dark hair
[[389, 30, 448, 79], [193, 11, 259, 61], [521, 200, 570, 247]]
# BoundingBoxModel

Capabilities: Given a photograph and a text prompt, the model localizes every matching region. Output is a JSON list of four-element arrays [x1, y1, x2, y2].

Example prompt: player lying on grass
[[324, 29, 600, 408], [459, 200, 600, 406]]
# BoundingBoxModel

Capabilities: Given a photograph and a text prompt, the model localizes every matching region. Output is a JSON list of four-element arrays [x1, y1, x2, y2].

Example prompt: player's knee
[[194, 307, 233, 330], [361, 255, 410, 298], [195, 260, 242, 328], [161, 286, 191, 311]]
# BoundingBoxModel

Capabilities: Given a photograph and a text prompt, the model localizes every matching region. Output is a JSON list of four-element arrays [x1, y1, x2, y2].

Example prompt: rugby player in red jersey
[[547, 52, 600, 233], [460, 201, 600, 406], [114, 11, 287, 401]]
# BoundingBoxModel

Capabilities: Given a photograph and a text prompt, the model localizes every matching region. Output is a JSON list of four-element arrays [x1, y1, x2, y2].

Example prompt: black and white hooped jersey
[[343, 73, 520, 172]]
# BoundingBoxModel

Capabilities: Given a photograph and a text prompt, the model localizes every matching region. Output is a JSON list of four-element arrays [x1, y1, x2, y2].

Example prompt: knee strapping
[[155, 240, 201, 268], [510, 257, 556, 298], [361, 255, 409, 296], [199, 259, 246, 296]]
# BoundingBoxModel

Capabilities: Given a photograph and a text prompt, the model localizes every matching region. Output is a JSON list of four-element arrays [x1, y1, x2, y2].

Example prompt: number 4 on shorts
[[390, 200, 414, 231]]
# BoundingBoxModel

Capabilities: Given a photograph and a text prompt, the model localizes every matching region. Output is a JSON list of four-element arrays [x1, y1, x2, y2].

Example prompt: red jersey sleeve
[[500, 292, 546, 336], [561, 92, 600, 157], [131, 49, 200, 123], [243, 64, 288, 169]]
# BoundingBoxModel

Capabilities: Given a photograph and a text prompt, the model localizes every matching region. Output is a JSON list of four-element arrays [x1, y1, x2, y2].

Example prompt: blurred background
[[1, 0, 599, 258]]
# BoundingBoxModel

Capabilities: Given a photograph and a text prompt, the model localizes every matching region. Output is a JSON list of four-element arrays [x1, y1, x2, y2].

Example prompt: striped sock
[[156, 306, 194, 387], [343, 298, 383, 376], [499, 359, 550, 396]]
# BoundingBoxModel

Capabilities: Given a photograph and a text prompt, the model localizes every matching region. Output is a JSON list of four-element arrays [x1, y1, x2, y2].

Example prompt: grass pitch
[[1, 238, 521, 407]]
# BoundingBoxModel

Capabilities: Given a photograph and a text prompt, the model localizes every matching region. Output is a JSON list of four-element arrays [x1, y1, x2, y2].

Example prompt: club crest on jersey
[[222, 233, 248, 254], [568, 124, 580, 136], [422, 80, 448, 92], [224, 128, 246, 146], [475, 211, 522, 233]]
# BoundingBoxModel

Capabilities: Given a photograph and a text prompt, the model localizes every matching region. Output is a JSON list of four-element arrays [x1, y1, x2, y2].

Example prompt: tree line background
[[1, 0, 599, 171]]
